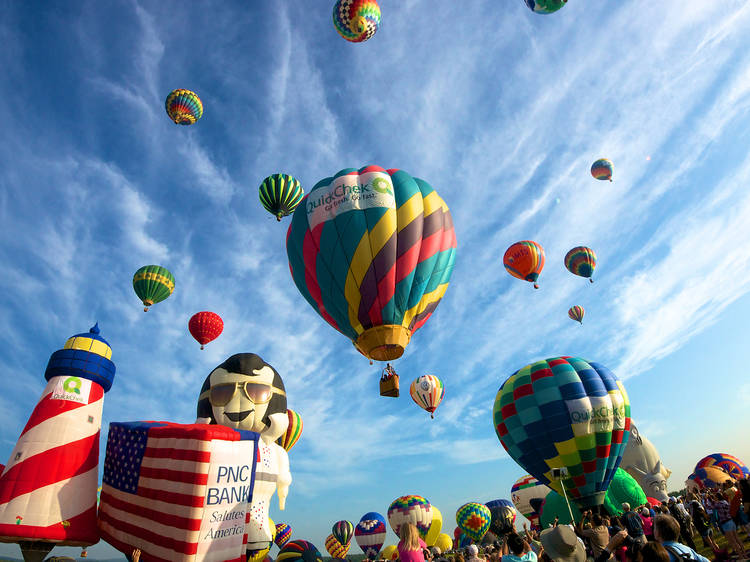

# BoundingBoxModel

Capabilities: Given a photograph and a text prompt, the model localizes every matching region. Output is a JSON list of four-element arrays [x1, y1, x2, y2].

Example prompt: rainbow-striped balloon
[[695, 453, 749, 480], [286, 166, 456, 363], [333, 0, 381, 43], [164, 89, 203, 125], [565, 246, 597, 282], [276, 409, 303, 452], [409, 375, 445, 418], [455, 502, 491, 542], [278, 540, 323, 562], [568, 305, 584, 324], [591, 158, 614, 181]]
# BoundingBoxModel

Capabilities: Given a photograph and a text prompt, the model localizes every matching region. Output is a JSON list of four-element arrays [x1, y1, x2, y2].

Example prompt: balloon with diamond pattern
[[387, 495, 432, 539], [455, 502, 491, 542], [355, 512, 387, 558]]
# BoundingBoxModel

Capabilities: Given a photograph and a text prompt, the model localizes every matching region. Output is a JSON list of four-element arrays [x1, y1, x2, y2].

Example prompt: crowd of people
[[391, 478, 750, 562]]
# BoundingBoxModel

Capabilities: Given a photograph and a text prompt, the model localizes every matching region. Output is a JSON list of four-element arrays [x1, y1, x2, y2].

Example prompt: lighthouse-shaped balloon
[[0, 324, 115, 562]]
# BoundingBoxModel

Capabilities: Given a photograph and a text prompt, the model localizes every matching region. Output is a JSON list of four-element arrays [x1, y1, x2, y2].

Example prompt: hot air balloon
[[484, 500, 515, 536], [188, 311, 224, 349], [355, 512, 387, 558], [434, 533, 452, 553], [276, 409, 303, 452], [591, 159, 613, 182], [511, 475, 550, 529], [259, 174, 305, 221], [325, 534, 349, 558], [387, 495, 432, 539], [275, 523, 292, 549], [564, 246, 597, 283], [503, 241, 545, 289], [165, 89, 203, 125], [568, 305, 584, 324], [457, 532, 473, 548], [381, 545, 398, 561], [492, 356, 631, 509], [455, 502, 491, 542], [133, 265, 175, 312], [410, 375, 445, 419], [425, 506, 442, 547], [286, 166, 457, 362], [332, 521, 354, 547], [695, 453, 749, 480], [686, 467, 735, 494], [278, 540, 323, 562], [524, 0, 567, 14], [333, 0, 381, 43]]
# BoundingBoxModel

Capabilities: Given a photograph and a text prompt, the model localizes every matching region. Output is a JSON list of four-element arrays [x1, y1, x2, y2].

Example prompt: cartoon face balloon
[[197, 353, 289, 442]]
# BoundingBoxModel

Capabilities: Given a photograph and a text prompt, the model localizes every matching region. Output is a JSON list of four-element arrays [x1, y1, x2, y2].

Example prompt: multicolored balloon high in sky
[[276, 409, 303, 452], [511, 475, 550, 528], [523, 0, 567, 14], [455, 502, 491, 542], [355, 512, 387, 558], [132, 265, 175, 311], [695, 453, 749, 480], [568, 305, 585, 324], [564, 246, 597, 283], [333, 0, 381, 43], [410, 375, 445, 418], [165, 89, 203, 125], [188, 311, 224, 350], [493, 356, 631, 509], [286, 166, 457, 362], [387, 495, 432, 539], [591, 158, 614, 181], [259, 174, 305, 221], [504, 241, 545, 289]]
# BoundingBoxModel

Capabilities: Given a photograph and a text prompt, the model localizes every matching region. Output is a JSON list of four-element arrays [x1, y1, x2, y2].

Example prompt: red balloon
[[188, 311, 224, 350]]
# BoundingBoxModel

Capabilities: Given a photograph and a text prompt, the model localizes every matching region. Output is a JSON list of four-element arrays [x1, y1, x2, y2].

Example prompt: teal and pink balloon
[[355, 512, 386, 558], [564, 246, 597, 283], [286, 166, 457, 362], [387, 495, 432, 539], [492, 356, 632, 509], [695, 453, 749, 480], [484, 500, 516, 536], [524, 0, 566, 14], [455, 502, 491, 542], [568, 305, 584, 324], [511, 475, 550, 528], [591, 159, 614, 182], [275, 523, 292, 548], [332, 520, 354, 547]]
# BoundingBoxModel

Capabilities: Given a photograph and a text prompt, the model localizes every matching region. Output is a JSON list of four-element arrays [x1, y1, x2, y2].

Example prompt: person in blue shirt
[[501, 532, 537, 562], [653, 514, 710, 562]]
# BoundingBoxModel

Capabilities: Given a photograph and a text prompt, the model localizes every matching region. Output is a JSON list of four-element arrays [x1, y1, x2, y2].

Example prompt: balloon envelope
[[410, 375, 445, 418], [165, 89, 203, 125], [188, 311, 224, 349], [381, 545, 398, 561], [277, 540, 323, 562], [133, 265, 175, 311], [455, 502, 491, 542], [355, 512, 387, 558], [564, 247, 597, 282], [695, 453, 749, 480], [332, 521, 354, 547], [493, 356, 631, 509], [484, 500, 516, 536], [591, 158, 614, 181], [425, 506, 442, 546], [287, 165, 456, 362], [602, 468, 647, 516], [333, 0, 381, 43], [511, 475, 550, 528], [524, 0, 567, 14], [435, 533, 452, 553], [503, 241, 545, 288], [275, 523, 292, 548], [259, 174, 304, 221], [276, 409, 303, 452], [325, 534, 349, 558], [568, 305, 584, 324], [388, 495, 432, 539]]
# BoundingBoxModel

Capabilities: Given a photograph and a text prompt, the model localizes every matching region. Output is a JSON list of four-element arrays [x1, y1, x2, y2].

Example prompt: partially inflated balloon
[[568, 305, 584, 324], [275, 523, 292, 548], [325, 534, 349, 558], [484, 500, 515, 536], [381, 545, 398, 561], [188, 311, 224, 349], [602, 468, 647, 516], [539, 490, 582, 528], [435, 533, 452, 553], [388, 495, 432, 538], [133, 265, 175, 311], [278, 540, 323, 562], [565, 247, 597, 283], [425, 506, 442, 546], [333, 0, 381, 43], [287, 166, 456, 362], [695, 453, 749, 480], [260, 174, 305, 221], [410, 375, 445, 419], [165, 89, 203, 125], [277, 409, 303, 451], [493, 357, 631, 509], [511, 475, 550, 528], [332, 521, 354, 547], [591, 159, 613, 182], [504, 241, 545, 289], [686, 466, 735, 494], [356, 512, 387, 558], [456, 502, 491, 542], [457, 532, 472, 548], [524, 0, 567, 14]]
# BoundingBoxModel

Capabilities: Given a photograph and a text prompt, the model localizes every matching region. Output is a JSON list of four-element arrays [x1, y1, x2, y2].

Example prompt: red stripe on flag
[[139, 465, 208, 486], [20, 385, 104, 436], [135, 485, 206, 508], [98, 509, 199, 556], [144, 446, 211, 463], [98, 524, 175, 562], [100, 491, 201, 532]]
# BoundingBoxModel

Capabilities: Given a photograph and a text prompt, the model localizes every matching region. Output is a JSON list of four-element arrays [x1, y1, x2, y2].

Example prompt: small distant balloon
[[409, 375, 445, 419], [259, 174, 305, 221], [591, 158, 614, 182], [133, 265, 175, 312], [276, 409, 303, 452], [188, 311, 224, 350], [564, 246, 597, 283], [524, 0, 567, 14], [568, 305, 584, 324], [333, 0, 381, 43], [165, 89, 203, 125], [503, 241, 545, 289]]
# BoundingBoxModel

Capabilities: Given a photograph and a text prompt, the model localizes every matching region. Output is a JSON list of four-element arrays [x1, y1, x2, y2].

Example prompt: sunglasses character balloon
[[196, 353, 292, 556]]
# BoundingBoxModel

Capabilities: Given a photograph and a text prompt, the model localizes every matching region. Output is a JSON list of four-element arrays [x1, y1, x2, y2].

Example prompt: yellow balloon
[[248, 547, 270, 562], [435, 533, 453, 553], [381, 545, 398, 560], [269, 518, 277, 543], [425, 506, 442, 546]]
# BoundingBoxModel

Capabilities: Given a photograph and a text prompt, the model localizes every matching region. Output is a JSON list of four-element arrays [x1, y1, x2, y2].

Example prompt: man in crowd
[[653, 514, 710, 562]]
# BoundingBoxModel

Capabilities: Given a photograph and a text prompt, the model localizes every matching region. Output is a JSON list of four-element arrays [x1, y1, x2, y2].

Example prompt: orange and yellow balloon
[[503, 241, 545, 289]]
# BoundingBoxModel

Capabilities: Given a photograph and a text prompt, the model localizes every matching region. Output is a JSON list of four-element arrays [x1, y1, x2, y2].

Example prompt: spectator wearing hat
[[539, 526, 585, 562], [653, 514, 709, 562]]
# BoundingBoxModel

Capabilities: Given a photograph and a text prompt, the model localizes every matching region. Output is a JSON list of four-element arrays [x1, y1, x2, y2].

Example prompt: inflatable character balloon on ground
[[620, 423, 671, 502], [197, 353, 292, 557]]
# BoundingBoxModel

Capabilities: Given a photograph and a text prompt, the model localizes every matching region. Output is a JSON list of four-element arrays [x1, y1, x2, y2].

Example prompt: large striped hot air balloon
[[132, 265, 175, 312], [276, 409, 303, 452], [493, 357, 631, 509], [325, 534, 349, 558], [355, 512, 387, 558], [695, 453, 749, 480], [504, 241, 545, 289], [591, 159, 614, 182], [332, 520, 354, 547], [409, 375, 445, 419], [259, 174, 305, 221], [333, 0, 381, 43], [565, 246, 597, 283], [165, 89, 203, 125], [286, 166, 457, 363]]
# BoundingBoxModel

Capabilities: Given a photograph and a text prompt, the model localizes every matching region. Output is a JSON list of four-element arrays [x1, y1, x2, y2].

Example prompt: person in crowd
[[635, 542, 669, 562], [500, 532, 537, 562], [640, 508, 654, 542], [687, 495, 718, 551], [652, 514, 709, 562], [466, 544, 484, 562], [621, 503, 647, 548], [455, 552, 466, 562], [712, 491, 746, 558], [576, 511, 611, 561], [667, 498, 696, 551], [398, 523, 428, 562], [539, 525, 586, 562]]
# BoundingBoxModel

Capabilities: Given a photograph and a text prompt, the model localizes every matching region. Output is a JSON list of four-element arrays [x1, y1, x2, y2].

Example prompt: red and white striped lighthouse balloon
[[0, 323, 115, 558]]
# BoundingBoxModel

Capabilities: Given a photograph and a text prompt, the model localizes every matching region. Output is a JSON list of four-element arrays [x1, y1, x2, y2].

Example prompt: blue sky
[[1, 0, 750, 559]]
